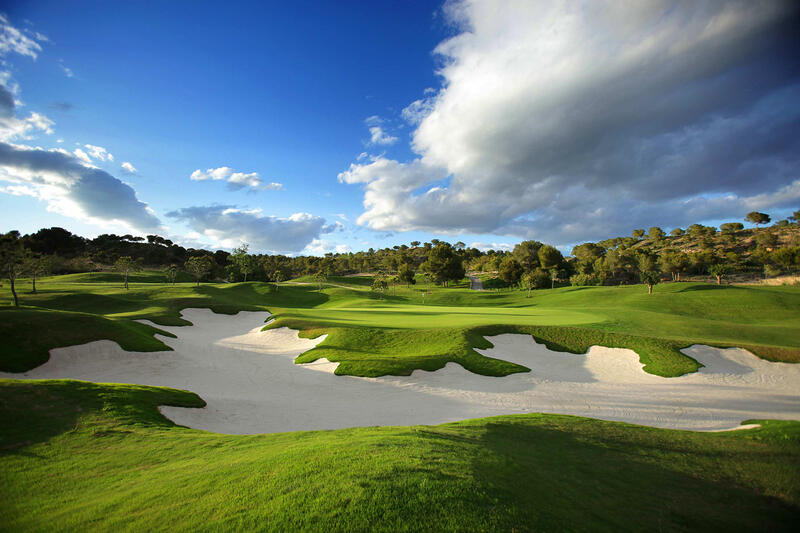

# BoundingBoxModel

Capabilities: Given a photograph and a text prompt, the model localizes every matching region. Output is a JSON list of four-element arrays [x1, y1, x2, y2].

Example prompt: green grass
[[1, 379, 798, 531], [0, 308, 175, 372], [1, 276, 798, 377]]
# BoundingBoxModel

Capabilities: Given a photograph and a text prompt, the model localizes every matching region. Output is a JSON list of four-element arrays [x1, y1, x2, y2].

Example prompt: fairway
[[1, 276, 799, 531], [3, 276, 800, 377], [278, 304, 603, 328]]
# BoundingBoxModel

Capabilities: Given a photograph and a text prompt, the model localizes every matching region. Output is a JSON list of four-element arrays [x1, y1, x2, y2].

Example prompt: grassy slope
[[270, 281, 800, 376], [0, 308, 175, 372], [1, 276, 798, 377], [0, 379, 798, 531]]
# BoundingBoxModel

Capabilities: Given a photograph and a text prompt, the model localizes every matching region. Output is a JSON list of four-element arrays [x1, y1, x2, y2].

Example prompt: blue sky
[[1, 1, 799, 254]]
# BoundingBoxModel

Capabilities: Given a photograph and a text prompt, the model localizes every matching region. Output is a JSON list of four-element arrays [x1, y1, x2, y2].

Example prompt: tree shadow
[[677, 284, 743, 292], [419, 417, 800, 530], [0, 379, 204, 455]]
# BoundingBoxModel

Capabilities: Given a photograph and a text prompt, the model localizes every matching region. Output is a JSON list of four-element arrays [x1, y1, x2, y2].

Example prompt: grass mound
[[1, 379, 798, 531], [0, 308, 174, 372]]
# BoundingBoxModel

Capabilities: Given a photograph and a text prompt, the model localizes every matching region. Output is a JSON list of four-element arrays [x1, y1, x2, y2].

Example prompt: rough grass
[[0, 379, 798, 531], [1, 277, 798, 377]]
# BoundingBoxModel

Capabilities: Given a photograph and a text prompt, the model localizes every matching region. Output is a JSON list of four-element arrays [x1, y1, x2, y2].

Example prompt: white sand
[[2, 309, 798, 434]]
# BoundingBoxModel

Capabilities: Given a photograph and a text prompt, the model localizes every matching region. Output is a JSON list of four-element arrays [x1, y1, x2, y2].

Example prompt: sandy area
[[2, 308, 798, 434]]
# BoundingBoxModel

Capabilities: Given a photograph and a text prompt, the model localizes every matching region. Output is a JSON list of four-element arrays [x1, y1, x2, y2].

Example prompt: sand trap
[[2, 309, 798, 434]]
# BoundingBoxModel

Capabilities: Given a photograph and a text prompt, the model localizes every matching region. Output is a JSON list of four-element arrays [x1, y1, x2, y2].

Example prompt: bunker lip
[[1, 308, 798, 435]]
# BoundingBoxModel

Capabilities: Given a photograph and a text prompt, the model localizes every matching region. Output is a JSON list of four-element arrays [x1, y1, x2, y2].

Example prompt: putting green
[[277, 304, 603, 328]]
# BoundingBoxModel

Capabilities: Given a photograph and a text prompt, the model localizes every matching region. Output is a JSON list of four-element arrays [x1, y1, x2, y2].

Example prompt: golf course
[[2, 273, 799, 530]]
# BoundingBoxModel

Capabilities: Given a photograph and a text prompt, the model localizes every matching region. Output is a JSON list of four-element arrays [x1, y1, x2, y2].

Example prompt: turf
[[0, 379, 798, 531], [1, 274, 798, 377]]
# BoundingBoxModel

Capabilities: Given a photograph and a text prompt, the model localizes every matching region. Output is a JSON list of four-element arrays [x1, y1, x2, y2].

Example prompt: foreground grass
[[1, 275, 798, 376], [0, 379, 798, 531]]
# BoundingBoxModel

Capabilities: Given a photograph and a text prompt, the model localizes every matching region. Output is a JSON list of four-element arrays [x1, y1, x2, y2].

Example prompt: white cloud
[[303, 239, 352, 256], [341, 0, 800, 245], [0, 14, 44, 59], [190, 166, 282, 192], [121, 161, 137, 173], [59, 61, 74, 78], [368, 126, 398, 146], [72, 148, 92, 164], [84, 144, 113, 162], [401, 97, 435, 125], [0, 84, 55, 141], [0, 141, 162, 232], [469, 242, 514, 252], [166, 205, 333, 253]]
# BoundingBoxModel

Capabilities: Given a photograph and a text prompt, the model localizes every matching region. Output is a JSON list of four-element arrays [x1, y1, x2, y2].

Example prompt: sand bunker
[[2, 309, 799, 434]]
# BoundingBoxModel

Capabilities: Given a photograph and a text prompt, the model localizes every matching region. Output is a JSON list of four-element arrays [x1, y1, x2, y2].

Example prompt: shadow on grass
[[677, 284, 743, 292], [448, 417, 800, 531], [0, 380, 204, 455]]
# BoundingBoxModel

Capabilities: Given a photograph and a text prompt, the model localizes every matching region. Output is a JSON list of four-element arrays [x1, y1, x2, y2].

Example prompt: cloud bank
[[342, 0, 800, 244], [166, 205, 334, 253], [0, 141, 162, 232]]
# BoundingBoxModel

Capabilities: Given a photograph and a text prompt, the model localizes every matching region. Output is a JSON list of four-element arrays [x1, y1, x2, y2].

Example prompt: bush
[[570, 273, 600, 286], [530, 268, 551, 289]]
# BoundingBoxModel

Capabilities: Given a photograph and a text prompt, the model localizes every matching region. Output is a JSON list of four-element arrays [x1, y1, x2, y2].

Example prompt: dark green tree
[[537, 245, 563, 271], [745, 211, 771, 228], [0, 232, 28, 307], [708, 264, 731, 285], [397, 263, 416, 287], [498, 256, 523, 286], [512, 240, 543, 272], [640, 271, 661, 295], [720, 222, 744, 233], [426, 243, 465, 287], [648, 227, 665, 240]]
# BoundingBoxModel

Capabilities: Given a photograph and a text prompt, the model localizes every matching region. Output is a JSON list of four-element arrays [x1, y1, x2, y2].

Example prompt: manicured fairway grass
[[1, 273, 799, 376], [0, 379, 798, 531]]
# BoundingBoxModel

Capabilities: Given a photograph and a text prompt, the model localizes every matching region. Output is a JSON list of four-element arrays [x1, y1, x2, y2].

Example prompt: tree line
[[1, 209, 798, 305]]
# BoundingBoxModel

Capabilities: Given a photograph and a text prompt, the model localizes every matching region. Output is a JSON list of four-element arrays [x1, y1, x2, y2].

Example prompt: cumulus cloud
[[0, 14, 44, 59], [166, 205, 332, 253], [190, 166, 282, 192], [342, 0, 800, 244], [368, 126, 398, 146], [0, 141, 162, 232], [303, 239, 352, 256], [0, 85, 55, 141], [84, 144, 113, 161], [72, 148, 92, 164], [121, 161, 137, 173]]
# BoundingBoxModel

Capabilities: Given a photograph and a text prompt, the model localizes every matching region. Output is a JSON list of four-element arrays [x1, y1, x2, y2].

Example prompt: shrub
[[570, 273, 600, 286]]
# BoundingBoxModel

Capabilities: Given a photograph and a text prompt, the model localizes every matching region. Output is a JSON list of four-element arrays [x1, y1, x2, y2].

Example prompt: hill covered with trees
[[1, 211, 798, 299]]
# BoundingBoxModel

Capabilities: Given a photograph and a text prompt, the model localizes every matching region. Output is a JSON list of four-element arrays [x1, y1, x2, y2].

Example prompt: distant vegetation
[[1, 210, 798, 306]]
